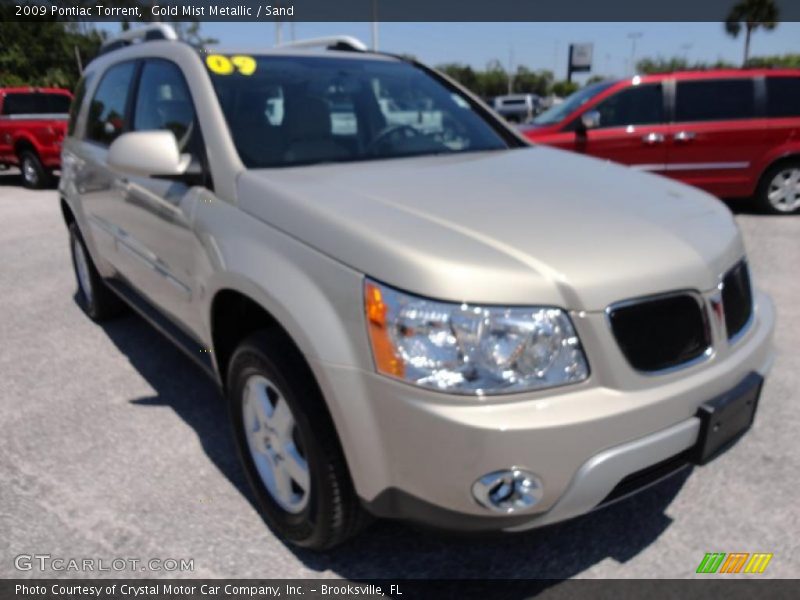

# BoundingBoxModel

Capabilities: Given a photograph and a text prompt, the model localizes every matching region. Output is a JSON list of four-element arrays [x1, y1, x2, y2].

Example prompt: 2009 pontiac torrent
[[60, 26, 775, 549]]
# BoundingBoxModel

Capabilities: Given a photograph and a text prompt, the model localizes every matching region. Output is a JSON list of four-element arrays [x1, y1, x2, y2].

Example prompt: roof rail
[[277, 36, 368, 52], [99, 24, 178, 55]]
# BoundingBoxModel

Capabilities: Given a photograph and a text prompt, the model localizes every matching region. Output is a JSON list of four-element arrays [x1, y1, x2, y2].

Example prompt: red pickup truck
[[0, 87, 72, 188]]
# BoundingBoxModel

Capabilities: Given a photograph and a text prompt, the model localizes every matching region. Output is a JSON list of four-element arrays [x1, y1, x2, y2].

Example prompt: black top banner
[[3, 0, 800, 22]]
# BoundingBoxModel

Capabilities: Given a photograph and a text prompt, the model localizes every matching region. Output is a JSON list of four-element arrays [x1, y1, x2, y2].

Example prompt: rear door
[[74, 61, 138, 266], [666, 77, 767, 197]]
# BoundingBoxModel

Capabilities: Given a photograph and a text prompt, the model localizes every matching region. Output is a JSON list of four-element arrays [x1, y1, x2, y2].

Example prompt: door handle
[[673, 131, 696, 142], [642, 132, 665, 145]]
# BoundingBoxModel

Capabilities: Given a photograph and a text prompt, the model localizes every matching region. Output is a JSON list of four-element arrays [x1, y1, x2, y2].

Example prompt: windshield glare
[[208, 55, 509, 168], [532, 81, 616, 126]]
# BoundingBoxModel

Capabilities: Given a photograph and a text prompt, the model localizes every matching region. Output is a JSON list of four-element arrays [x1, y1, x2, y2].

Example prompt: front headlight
[[364, 279, 589, 395]]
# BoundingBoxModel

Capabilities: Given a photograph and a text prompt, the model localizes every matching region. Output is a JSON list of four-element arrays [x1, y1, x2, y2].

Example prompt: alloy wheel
[[242, 374, 310, 514], [767, 167, 800, 213]]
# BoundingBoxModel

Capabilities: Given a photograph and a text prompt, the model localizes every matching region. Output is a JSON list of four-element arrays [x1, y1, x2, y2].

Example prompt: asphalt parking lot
[[0, 168, 798, 581]]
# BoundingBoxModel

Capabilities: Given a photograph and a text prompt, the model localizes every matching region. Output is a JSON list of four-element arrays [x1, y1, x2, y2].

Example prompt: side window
[[593, 84, 664, 128], [68, 75, 91, 136], [675, 79, 755, 122], [86, 62, 136, 145], [133, 60, 196, 151], [766, 77, 800, 118]]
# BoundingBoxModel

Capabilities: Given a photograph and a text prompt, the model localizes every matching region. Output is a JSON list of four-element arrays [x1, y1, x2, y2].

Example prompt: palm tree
[[725, 0, 780, 66]]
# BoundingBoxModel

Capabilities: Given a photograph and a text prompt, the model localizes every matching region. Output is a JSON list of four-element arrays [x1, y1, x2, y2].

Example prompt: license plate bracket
[[693, 372, 763, 465]]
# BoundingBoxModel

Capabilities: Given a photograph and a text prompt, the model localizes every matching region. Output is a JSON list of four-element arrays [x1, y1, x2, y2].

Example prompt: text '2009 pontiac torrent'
[[60, 26, 775, 549]]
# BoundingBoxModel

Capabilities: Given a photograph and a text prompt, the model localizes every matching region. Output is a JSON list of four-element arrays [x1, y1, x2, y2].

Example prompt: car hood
[[238, 146, 744, 311]]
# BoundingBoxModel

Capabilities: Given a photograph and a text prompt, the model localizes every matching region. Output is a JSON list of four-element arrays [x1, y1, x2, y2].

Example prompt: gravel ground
[[1, 169, 798, 580]]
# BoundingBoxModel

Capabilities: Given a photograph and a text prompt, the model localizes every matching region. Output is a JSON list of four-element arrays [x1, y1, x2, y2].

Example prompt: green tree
[[0, 16, 104, 90], [478, 59, 511, 98], [436, 63, 479, 93], [746, 53, 800, 68], [511, 66, 553, 96], [725, 0, 779, 66], [635, 56, 736, 74], [551, 80, 579, 97], [585, 75, 609, 85]]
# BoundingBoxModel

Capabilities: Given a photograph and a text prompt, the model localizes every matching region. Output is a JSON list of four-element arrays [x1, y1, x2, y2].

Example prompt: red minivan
[[523, 69, 800, 214]]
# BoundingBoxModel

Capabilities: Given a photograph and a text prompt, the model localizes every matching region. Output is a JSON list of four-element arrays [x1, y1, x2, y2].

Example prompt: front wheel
[[227, 331, 367, 549], [756, 161, 800, 215]]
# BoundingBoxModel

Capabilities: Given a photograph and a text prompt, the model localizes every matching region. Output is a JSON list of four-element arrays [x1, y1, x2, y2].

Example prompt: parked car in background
[[493, 93, 540, 123], [523, 69, 800, 214], [0, 87, 72, 188], [62, 27, 774, 550]]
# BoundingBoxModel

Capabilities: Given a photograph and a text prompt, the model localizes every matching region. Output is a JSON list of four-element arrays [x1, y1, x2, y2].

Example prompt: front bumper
[[313, 290, 775, 531]]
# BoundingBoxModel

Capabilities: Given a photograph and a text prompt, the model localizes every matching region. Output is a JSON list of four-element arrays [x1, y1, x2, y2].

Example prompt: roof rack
[[99, 24, 178, 55], [277, 36, 368, 52]]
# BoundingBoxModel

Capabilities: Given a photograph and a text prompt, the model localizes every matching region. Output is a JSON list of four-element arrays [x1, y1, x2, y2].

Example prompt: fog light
[[472, 468, 543, 513]]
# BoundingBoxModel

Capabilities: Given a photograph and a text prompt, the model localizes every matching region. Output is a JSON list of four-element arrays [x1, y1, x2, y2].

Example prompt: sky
[[199, 21, 800, 80], [96, 21, 800, 81]]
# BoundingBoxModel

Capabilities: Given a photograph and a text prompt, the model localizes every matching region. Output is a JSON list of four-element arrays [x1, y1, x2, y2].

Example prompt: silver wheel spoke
[[248, 381, 272, 429], [282, 444, 310, 491], [768, 187, 786, 202], [269, 396, 294, 443], [273, 462, 294, 506]]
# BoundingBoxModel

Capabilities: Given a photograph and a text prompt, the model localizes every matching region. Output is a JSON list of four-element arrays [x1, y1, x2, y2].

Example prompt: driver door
[[112, 58, 213, 334]]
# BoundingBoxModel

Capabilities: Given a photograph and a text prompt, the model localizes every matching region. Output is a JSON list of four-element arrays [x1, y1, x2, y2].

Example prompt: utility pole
[[628, 32, 643, 76], [680, 43, 692, 64], [508, 46, 515, 94], [371, 0, 379, 50]]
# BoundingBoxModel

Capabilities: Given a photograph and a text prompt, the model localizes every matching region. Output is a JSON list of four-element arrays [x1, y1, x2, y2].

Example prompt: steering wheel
[[365, 124, 422, 154]]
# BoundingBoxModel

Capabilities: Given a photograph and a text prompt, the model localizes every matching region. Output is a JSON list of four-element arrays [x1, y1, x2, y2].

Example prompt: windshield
[[532, 81, 615, 126], [207, 55, 510, 168], [1, 92, 71, 116]]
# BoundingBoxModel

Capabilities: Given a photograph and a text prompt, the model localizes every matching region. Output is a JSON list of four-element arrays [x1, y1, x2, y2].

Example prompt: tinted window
[[2, 93, 71, 116], [86, 62, 136, 145], [766, 77, 800, 118], [208, 56, 509, 168], [68, 76, 91, 135], [675, 79, 755, 122], [594, 84, 664, 128], [533, 81, 615, 126], [133, 60, 196, 151]]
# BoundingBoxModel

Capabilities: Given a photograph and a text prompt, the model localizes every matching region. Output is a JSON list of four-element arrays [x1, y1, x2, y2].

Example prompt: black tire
[[227, 330, 368, 550], [68, 223, 125, 321], [755, 159, 800, 215], [19, 150, 51, 189]]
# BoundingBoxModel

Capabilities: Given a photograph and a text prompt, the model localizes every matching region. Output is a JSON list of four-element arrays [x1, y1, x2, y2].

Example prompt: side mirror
[[107, 131, 190, 177], [580, 110, 601, 131]]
